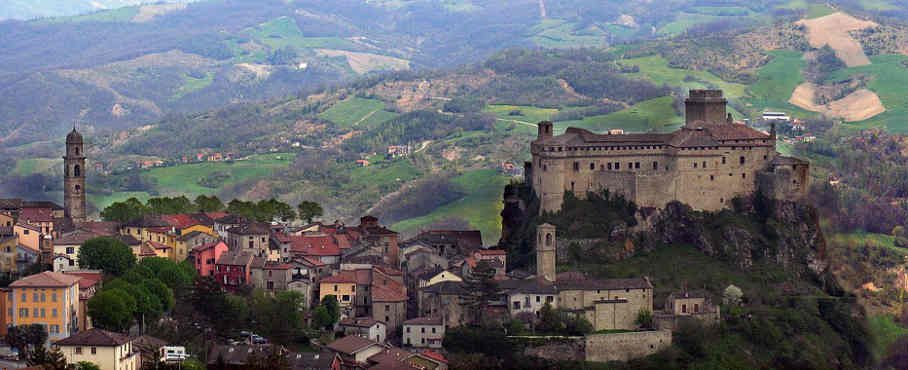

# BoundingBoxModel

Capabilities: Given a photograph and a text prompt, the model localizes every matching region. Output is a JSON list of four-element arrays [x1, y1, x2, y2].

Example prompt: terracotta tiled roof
[[191, 241, 226, 253], [10, 271, 81, 288], [78, 221, 120, 236], [419, 350, 447, 364], [540, 123, 771, 149], [65, 271, 102, 290], [476, 249, 507, 256], [228, 222, 271, 236], [354, 269, 373, 285], [115, 235, 141, 246], [216, 252, 255, 266], [402, 317, 442, 326], [0, 199, 23, 210], [22, 201, 62, 210], [326, 335, 381, 355], [290, 235, 341, 256], [367, 348, 418, 370], [55, 229, 102, 246], [54, 329, 131, 347], [160, 214, 203, 229], [15, 222, 41, 232], [371, 283, 407, 302], [340, 317, 382, 328], [214, 214, 248, 224], [204, 212, 229, 221], [420, 281, 467, 295], [321, 270, 358, 284], [146, 240, 172, 250]]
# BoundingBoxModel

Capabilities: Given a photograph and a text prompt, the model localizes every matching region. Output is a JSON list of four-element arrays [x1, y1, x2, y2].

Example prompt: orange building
[[7, 272, 81, 342]]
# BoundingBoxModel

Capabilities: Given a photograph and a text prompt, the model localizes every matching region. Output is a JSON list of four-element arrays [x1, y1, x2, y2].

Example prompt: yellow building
[[55, 328, 140, 370], [14, 223, 43, 253], [8, 271, 81, 342], [0, 234, 18, 274], [319, 271, 357, 309]]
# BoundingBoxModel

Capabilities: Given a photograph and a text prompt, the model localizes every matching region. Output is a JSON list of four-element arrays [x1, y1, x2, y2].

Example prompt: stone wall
[[584, 330, 672, 363], [523, 339, 585, 362]]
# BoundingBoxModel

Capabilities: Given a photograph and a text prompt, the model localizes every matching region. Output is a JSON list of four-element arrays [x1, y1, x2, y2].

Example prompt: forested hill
[[0, 0, 833, 150]]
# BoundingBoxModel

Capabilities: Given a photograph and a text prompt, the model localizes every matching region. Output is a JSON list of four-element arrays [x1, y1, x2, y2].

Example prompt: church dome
[[66, 128, 83, 144]]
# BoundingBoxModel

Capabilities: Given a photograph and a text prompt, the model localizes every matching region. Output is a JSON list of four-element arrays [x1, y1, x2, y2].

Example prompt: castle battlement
[[528, 90, 809, 213]]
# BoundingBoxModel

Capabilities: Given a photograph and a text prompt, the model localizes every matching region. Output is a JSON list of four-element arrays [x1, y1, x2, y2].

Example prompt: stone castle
[[528, 90, 809, 213]]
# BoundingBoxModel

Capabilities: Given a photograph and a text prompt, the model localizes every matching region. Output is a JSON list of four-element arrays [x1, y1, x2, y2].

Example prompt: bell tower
[[64, 127, 86, 224], [536, 223, 557, 283]]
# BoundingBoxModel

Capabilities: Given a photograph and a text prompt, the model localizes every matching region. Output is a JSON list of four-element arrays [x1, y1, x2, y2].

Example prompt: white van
[[160, 346, 188, 363]]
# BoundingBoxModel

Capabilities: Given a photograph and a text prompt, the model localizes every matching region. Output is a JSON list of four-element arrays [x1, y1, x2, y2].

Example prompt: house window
[[739, 156, 745, 165], [722, 157, 726, 165], [91, 347, 96, 355], [385, 304, 390, 311], [334, 285, 338, 292], [75, 347, 82, 354], [513, 301, 521, 310], [589, 163, 595, 170], [693, 162, 698, 168], [635, 162, 640, 169], [421, 327, 425, 333], [66, 247, 74, 254], [607, 163, 612, 170], [406, 327, 410, 333], [652, 162, 658, 170], [681, 304, 687, 313], [248, 240, 254, 249], [342, 295, 350, 302], [615, 163, 620, 170], [19, 309, 27, 317], [535, 296, 540, 303], [573, 162, 579, 172], [52, 308, 57, 317], [385, 316, 389, 322], [742, 173, 746, 179], [694, 304, 700, 313], [710, 175, 715, 181], [546, 296, 554, 303]]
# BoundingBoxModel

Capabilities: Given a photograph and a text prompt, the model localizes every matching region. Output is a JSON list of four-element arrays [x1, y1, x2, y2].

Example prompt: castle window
[[702, 161, 707, 168], [615, 163, 620, 170], [545, 233, 552, 246], [693, 162, 698, 169], [739, 156, 745, 165], [652, 162, 658, 170], [635, 162, 640, 169], [607, 163, 612, 170], [573, 162, 579, 172], [75, 147, 80, 155], [710, 175, 714, 181], [627, 162, 633, 170], [590, 163, 595, 170], [73, 165, 81, 177], [543, 165, 547, 172], [742, 173, 746, 179], [722, 157, 726, 165], [763, 155, 768, 160], [600, 165, 605, 171]]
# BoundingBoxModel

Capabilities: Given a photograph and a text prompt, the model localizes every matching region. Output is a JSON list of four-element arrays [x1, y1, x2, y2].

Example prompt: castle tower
[[64, 127, 87, 224], [536, 223, 557, 283], [684, 89, 727, 127]]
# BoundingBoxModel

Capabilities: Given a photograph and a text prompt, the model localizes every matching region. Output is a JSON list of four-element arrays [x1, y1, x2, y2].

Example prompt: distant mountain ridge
[[0, 0, 198, 21]]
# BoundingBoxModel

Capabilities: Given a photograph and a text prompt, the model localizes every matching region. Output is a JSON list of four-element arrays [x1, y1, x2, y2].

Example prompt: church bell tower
[[536, 223, 557, 283], [64, 127, 87, 224]]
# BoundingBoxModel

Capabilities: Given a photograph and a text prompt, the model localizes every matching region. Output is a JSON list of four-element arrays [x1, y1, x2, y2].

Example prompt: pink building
[[190, 241, 228, 277]]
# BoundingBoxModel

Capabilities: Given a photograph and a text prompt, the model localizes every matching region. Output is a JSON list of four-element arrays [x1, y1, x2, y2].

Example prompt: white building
[[402, 317, 445, 349]]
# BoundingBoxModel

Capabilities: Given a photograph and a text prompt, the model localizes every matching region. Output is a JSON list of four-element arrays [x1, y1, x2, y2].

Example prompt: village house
[[250, 259, 293, 292], [655, 290, 721, 330], [404, 230, 483, 260], [402, 317, 445, 349], [325, 335, 386, 367], [190, 241, 228, 277], [320, 271, 358, 312], [338, 317, 387, 343], [206, 344, 340, 370], [7, 272, 81, 342], [213, 214, 248, 239], [54, 329, 140, 370], [214, 252, 256, 291], [226, 222, 273, 259], [418, 281, 468, 328], [52, 229, 101, 272], [0, 231, 19, 274]]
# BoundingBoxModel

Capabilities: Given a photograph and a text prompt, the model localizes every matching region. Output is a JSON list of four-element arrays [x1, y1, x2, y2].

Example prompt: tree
[[78, 237, 136, 276], [146, 196, 195, 215], [138, 257, 194, 291], [297, 201, 323, 224], [194, 195, 225, 212], [74, 361, 102, 370], [6, 324, 48, 357], [313, 295, 340, 330], [100, 197, 147, 223], [723, 285, 744, 306], [635, 309, 655, 330], [27, 345, 68, 370], [88, 288, 137, 331], [459, 260, 498, 325], [536, 303, 563, 333]]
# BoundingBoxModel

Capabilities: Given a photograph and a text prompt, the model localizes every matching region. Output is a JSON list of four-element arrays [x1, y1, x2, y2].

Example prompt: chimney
[[537, 121, 554, 140]]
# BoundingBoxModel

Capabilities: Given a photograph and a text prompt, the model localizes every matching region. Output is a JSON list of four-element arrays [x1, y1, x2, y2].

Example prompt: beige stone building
[[55, 329, 140, 370], [530, 90, 809, 213], [402, 317, 445, 348]]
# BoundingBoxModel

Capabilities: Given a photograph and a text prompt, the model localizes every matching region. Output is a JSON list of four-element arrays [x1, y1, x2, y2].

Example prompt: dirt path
[[557, 78, 589, 100], [796, 12, 878, 67], [354, 110, 379, 126]]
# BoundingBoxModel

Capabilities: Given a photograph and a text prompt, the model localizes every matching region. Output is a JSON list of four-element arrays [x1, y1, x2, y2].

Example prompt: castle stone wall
[[584, 330, 672, 363]]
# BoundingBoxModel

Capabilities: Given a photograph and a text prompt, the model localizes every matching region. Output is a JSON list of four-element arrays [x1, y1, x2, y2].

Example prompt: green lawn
[[828, 54, 908, 132], [858, 0, 898, 11], [318, 97, 398, 128], [746, 50, 814, 118], [555, 96, 682, 134], [172, 72, 215, 100], [867, 315, 908, 361], [529, 19, 607, 49], [392, 169, 509, 245], [620, 55, 748, 100], [246, 16, 357, 51], [141, 153, 293, 197], [658, 13, 724, 36]]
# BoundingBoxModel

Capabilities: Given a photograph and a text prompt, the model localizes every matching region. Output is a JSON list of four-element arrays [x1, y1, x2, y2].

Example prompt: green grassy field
[[392, 169, 509, 245], [746, 50, 814, 118], [828, 54, 908, 132], [34, 6, 138, 24], [620, 55, 748, 100], [658, 13, 724, 36], [484, 104, 558, 125], [555, 96, 682, 134], [348, 159, 422, 190], [529, 19, 607, 49], [318, 97, 399, 128], [173, 72, 215, 100], [868, 314, 908, 361], [828, 232, 904, 255], [858, 0, 899, 11], [12, 158, 60, 176], [806, 3, 836, 18], [246, 16, 357, 51], [140, 153, 293, 197], [776, 0, 808, 10], [690, 6, 752, 16]]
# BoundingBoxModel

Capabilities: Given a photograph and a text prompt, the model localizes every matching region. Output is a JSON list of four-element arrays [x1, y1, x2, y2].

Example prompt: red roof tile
[[419, 350, 447, 364], [321, 270, 358, 284], [10, 272, 81, 288], [18, 207, 54, 223], [290, 235, 341, 256]]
